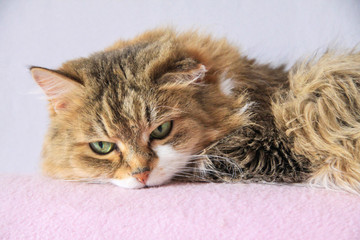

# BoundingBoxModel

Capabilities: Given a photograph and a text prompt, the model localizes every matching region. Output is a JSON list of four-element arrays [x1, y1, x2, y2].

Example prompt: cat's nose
[[132, 168, 150, 184]]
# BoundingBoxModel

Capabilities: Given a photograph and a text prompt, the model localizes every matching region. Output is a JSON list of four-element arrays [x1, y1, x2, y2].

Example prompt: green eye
[[89, 141, 115, 155], [150, 121, 173, 140]]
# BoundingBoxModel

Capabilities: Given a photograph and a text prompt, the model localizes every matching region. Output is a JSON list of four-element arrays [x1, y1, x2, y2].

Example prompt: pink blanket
[[1, 175, 359, 239]]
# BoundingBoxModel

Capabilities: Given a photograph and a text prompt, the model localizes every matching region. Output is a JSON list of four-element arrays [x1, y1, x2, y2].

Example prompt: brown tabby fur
[[31, 28, 360, 194]]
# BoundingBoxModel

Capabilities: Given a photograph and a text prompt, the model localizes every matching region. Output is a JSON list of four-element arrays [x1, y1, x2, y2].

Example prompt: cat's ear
[[158, 64, 208, 87], [178, 64, 207, 84], [30, 67, 84, 113]]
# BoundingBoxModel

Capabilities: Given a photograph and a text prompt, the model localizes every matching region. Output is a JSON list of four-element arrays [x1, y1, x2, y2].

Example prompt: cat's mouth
[[109, 145, 193, 189]]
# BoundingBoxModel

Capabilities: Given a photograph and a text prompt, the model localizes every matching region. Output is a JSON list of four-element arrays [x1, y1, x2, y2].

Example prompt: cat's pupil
[[158, 125, 163, 132], [99, 142, 103, 148]]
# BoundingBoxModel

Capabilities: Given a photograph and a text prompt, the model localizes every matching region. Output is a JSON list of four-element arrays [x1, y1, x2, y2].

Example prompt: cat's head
[[31, 29, 249, 188]]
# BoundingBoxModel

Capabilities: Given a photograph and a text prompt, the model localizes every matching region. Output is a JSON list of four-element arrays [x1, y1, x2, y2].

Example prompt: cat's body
[[31, 29, 360, 193]]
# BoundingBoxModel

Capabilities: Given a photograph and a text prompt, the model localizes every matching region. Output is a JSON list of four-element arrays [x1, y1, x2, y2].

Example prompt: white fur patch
[[110, 177, 145, 189], [146, 145, 190, 187], [220, 78, 235, 96], [239, 102, 255, 115]]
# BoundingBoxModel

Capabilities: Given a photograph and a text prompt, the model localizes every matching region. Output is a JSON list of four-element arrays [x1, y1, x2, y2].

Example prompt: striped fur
[[31, 29, 360, 194]]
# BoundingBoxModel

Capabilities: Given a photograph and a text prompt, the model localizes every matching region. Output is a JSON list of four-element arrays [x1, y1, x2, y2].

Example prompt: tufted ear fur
[[178, 64, 207, 84], [30, 67, 84, 113], [157, 63, 208, 88]]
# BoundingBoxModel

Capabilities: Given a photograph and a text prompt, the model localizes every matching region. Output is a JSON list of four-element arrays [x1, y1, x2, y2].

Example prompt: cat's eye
[[150, 121, 173, 140], [89, 141, 115, 155]]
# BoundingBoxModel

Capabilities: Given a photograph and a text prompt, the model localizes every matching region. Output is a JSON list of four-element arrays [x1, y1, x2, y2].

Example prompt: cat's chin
[[109, 178, 146, 189], [109, 177, 170, 189], [145, 173, 173, 188]]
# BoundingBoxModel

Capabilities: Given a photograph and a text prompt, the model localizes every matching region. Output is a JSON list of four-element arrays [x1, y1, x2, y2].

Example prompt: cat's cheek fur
[[146, 145, 190, 187]]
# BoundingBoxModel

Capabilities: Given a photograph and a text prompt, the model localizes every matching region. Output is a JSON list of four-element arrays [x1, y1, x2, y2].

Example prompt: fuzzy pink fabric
[[1, 175, 359, 239]]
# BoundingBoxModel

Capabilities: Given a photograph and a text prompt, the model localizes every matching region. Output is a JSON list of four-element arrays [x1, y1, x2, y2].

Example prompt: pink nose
[[132, 171, 150, 184]]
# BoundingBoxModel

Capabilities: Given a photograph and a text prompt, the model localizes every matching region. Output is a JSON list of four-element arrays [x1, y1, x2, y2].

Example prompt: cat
[[31, 28, 360, 194]]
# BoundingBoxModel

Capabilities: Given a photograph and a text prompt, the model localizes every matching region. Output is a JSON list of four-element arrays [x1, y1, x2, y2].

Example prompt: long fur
[[272, 50, 360, 194], [31, 28, 360, 194]]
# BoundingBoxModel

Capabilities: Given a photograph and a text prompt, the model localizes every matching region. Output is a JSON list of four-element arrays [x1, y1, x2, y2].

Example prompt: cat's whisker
[[165, 159, 239, 180], [191, 154, 243, 167]]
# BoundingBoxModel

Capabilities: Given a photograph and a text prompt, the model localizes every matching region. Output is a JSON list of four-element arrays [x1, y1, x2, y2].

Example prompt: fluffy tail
[[272, 50, 360, 194]]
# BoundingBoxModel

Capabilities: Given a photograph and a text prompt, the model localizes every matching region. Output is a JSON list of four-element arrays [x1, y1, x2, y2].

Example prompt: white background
[[0, 0, 359, 174]]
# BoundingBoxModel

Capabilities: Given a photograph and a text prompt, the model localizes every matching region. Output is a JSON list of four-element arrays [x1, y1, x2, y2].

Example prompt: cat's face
[[31, 29, 248, 188]]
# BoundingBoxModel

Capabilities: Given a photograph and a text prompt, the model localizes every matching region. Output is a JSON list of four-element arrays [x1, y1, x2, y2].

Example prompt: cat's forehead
[[86, 91, 175, 142], [81, 46, 158, 109], [84, 74, 154, 139], [87, 42, 170, 79], [80, 58, 174, 138], [69, 41, 192, 140]]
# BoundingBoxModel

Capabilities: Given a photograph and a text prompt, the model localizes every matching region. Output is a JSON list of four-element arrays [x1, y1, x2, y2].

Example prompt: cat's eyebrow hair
[[119, 64, 127, 79], [95, 113, 109, 137], [145, 105, 151, 124]]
